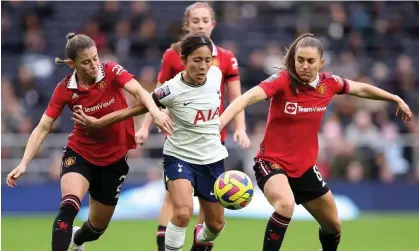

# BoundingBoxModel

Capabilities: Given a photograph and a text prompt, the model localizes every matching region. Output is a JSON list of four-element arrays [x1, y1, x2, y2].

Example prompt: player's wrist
[[392, 95, 402, 104]]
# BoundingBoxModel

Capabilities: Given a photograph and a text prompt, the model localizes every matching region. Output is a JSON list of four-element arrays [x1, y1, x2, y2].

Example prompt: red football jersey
[[157, 44, 240, 142], [257, 71, 350, 177], [45, 62, 136, 166]]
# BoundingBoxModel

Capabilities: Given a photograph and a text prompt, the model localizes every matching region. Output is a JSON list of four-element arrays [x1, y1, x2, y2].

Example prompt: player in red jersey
[[134, 2, 250, 251], [219, 33, 413, 251], [5, 33, 172, 251]]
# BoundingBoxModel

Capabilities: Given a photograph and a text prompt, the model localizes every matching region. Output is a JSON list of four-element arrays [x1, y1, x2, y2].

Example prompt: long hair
[[280, 33, 324, 95]]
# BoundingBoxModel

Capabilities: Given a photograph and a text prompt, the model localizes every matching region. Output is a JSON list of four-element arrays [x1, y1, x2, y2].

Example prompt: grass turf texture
[[2, 213, 418, 251]]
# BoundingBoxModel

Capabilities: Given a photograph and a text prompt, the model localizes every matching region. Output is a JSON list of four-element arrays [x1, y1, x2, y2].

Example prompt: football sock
[[263, 212, 291, 251], [51, 195, 80, 251], [165, 221, 186, 251], [73, 220, 106, 246], [197, 222, 225, 244], [319, 228, 341, 251], [157, 225, 167, 251]]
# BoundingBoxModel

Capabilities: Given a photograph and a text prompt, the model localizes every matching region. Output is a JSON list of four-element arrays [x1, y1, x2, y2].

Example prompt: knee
[[321, 217, 342, 234], [172, 205, 193, 226], [205, 218, 225, 234], [88, 217, 109, 231], [328, 218, 342, 234], [273, 198, 295, 218]]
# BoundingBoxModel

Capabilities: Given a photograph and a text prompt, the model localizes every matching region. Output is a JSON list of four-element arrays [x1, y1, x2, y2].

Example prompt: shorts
[[60, 147, 129, 206], [253, 158, 329, 205], [163, 154, 225, 202]]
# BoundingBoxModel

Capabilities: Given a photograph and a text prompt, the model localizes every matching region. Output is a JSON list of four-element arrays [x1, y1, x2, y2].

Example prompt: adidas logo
[[72, 93, 79, 99]]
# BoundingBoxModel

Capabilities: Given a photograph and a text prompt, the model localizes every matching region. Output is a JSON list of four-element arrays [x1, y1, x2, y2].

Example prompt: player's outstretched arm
[[123, 79, 174, 135], [6, 114, 55, 187], [226, 80, 251, 148], [347, 80, 413, 121], [72, 102, 149, 128], [139, 82, 164, 132], [220, 86, 267, 130]]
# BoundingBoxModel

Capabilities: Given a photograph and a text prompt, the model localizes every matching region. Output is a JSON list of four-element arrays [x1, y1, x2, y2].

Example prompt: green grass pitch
[[2, 214, 418, 251]]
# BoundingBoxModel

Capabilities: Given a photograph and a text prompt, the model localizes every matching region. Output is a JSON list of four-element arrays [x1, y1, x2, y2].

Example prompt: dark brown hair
[[179, 33, 213, 60], [55, 32, 96, 65], [281, 33, 323, 95]]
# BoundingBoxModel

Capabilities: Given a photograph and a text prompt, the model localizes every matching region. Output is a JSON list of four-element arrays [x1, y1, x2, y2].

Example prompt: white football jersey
[[153, 66, 229, 164]]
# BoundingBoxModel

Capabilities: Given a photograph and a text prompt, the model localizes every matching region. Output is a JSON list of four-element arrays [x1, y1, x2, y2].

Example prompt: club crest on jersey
[[97, 80, 106, 90], [271, 163, 281, 170], [155, 85, 171, 100], [316, 84, 327, 95], [63, 157, 76, 167]]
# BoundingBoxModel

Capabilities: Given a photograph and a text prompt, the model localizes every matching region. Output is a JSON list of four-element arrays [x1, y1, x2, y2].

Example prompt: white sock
[[165, 221, 186, 251], [197, 222, 225, 244]]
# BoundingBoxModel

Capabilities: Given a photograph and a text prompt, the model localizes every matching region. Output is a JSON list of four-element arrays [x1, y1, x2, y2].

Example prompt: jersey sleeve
[[106, 62, 135, 88], [329, 74, 350, 95], [151, 83, 174, 109], [44, 85, 68, 119], [157, 50, 174, 83], [224, 51, 240, 83], [258, 72, 285, 98]]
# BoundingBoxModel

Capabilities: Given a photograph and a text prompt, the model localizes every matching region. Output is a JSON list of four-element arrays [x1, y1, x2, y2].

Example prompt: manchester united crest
[[97, 80, 106, 90], [63, 157, 76, 167], [316, 84, 327, 95]]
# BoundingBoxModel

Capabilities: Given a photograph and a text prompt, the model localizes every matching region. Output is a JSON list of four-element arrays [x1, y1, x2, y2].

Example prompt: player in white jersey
[[154, 65, 228, 164], [72, 34, 228, 251]]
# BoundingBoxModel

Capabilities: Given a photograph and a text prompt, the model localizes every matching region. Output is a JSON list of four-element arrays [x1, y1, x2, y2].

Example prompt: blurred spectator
[[129, 1, 152, 31], [264, 41, 284, 74], [96, 1, 120, 33], [82, 17, 108, 53], [242, 49, 267, 89], [13, 65, 49, 120], [111, 19, 133, 62], [131, 17, 162, 58], [33, 1, 54, 23]]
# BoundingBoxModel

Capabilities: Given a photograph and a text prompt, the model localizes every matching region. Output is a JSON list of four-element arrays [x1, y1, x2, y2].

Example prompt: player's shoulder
[[57, 74, 73, 88], [215, 46, 235, 58], [209, 65, 223, 75], [262, 70, 290, 84], [320, 72, 345, 85], [163, 47, 180, 59], [54, 74, 73, 98], [161, 73, 182, 92]]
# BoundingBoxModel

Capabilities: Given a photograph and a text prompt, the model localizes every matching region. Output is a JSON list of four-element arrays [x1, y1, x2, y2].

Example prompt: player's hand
[[395, 97, 413, 121], [135, 127, 150, 146], [233, 129, 251, 148], [152, 111, 174, 135], [155, 109, 171, 133], [6, 164, 27, 187], [72, 109, 101, 128]]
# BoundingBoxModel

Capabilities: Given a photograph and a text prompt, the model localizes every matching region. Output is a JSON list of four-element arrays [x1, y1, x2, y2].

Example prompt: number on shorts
[[115, 175, 127, 199], [313, 166, 323, 182]]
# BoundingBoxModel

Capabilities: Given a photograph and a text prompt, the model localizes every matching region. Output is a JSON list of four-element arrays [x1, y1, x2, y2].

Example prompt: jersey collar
[[67, 64, 105, 89], [307, 73, 320, 88]]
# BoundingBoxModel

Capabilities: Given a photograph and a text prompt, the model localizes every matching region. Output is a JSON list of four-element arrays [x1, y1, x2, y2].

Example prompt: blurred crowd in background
[[2, 1, 419, 184]]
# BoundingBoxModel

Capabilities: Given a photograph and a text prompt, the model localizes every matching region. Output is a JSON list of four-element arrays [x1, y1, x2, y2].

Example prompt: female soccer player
[[219, 33, 413, 251], [134, 2, 249, 250], [73, 34, 228, 251], [5, 33, 172, 251]]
